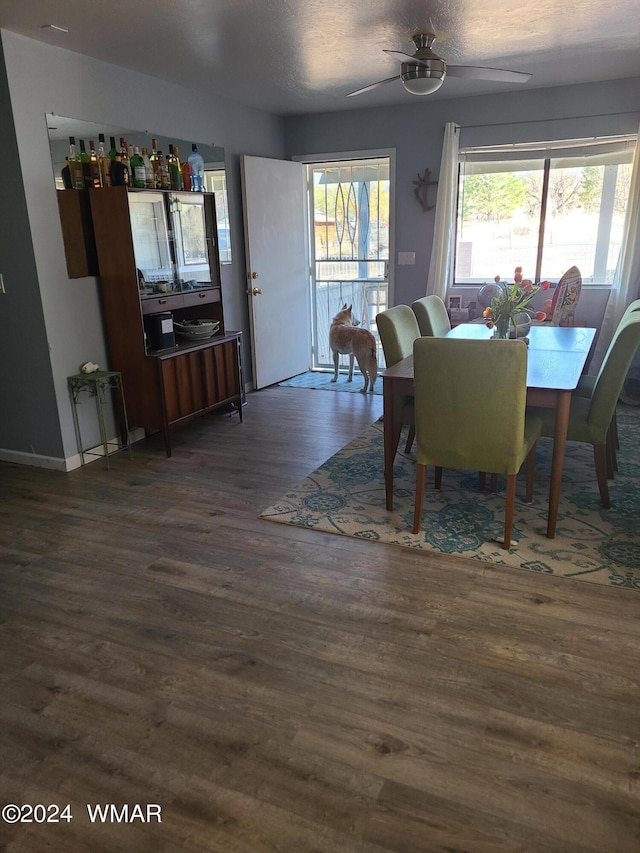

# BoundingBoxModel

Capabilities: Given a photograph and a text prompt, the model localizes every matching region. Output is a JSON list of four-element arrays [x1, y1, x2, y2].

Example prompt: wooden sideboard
[[154, 333, 243, 456], [58, 186, 243, 454]]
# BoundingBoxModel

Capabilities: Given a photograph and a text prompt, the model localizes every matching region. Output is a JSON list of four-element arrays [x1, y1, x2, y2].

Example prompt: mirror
[[45, 113, 231, 262]]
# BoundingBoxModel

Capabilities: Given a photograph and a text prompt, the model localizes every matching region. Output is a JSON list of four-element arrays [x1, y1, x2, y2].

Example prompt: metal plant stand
[[68, 371, 132, 468]]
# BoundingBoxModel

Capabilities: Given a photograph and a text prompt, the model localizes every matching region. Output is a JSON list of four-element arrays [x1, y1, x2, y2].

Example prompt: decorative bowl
[[174, 319, 220, 340], [512, 311, 531, 338]]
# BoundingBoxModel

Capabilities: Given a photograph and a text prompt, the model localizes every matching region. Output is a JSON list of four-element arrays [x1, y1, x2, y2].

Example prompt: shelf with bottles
[[63, 134, 207, 193]]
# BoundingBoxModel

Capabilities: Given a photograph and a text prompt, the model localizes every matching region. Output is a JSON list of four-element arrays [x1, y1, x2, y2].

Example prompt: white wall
[[0, 30, 286, 466]]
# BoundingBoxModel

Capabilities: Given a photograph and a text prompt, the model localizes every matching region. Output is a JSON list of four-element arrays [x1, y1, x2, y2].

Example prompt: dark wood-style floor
[[1, 385, 639, 853]]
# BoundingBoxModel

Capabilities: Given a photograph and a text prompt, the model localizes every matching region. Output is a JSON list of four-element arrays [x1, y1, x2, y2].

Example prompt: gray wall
[[0, 29, 286, 468], [0, 39, 64, 460], [284, 78, 640, 312]]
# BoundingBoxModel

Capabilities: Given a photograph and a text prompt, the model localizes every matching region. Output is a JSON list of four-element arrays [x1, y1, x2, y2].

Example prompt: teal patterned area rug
[[279, 371, 383, 395], [261, 405, 640, 590]]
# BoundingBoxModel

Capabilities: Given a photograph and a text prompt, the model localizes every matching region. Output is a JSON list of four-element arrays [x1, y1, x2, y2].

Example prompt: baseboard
[[0, 447, 70, 472], [0, 429, 144, 472]]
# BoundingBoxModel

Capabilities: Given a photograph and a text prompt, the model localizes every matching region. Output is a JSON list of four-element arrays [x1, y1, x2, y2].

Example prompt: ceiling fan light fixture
[[401, 62, 446, 95]]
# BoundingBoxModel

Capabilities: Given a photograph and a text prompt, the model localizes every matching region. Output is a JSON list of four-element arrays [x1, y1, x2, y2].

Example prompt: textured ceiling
[[1, 0, 639, 115]]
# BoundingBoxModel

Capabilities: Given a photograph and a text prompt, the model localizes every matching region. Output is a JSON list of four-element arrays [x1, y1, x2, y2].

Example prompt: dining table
[[382, 322, 597, 538]]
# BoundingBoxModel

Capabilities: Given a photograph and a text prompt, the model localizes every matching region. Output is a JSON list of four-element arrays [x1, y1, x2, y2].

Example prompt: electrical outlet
[[0, 274, 5, 294]]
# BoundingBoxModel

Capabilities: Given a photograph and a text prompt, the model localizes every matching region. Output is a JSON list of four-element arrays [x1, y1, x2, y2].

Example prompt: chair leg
[[490, 473, 498, 492], [413, 463, 427, 533], [606, 425, 616, 479], [525, 442, 536, 503], [434, 466, 443, 490], [594, 444, 611, 508], [607, 416, 618, 471], [405, 424, 415, 453], [503, 474, 517, 549], [479, 472, 486, 491]]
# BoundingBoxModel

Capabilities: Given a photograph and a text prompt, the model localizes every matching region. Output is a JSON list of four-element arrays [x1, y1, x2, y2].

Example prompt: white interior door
[[241, 155, 310, 389]]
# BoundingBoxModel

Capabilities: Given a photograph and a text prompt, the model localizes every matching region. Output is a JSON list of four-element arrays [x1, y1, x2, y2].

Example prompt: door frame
[[292, 148, 397, 347]]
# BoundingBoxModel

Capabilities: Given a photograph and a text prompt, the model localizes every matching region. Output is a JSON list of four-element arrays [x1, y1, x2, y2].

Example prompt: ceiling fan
[[347, 33, 531, 98]]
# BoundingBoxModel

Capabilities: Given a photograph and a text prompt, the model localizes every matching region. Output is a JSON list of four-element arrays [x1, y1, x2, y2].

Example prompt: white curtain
[[426, 122, 460, 298], [590, 122, 640, 373]]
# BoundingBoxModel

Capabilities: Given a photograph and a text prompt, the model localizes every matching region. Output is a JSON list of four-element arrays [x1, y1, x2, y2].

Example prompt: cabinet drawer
[[183, 288, 221, 308], [141, 294, 184, 315]]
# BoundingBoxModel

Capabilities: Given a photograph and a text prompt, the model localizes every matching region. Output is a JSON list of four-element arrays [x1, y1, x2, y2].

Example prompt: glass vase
[[494, 315, 513, 339]]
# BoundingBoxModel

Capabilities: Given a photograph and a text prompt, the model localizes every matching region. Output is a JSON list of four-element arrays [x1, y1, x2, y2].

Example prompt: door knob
[[251, 287, 262, 296]]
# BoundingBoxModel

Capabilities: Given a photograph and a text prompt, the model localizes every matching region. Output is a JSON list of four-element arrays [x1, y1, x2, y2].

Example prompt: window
[[455, 135, 636, 285], [204, 168, 232, 263], [174, 199, 207, 265]]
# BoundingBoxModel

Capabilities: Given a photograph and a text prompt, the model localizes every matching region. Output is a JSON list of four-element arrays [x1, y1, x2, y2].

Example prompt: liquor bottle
[[174, 147, 184, 190], [67, 136, 84, 190], [141, 147, 155, 189], [188, 143, 205, 192], [119, 138, 131, 177], [88, 140, 103, 188], [181, 160, 192, 192], [78, 140, 93, 189], [168, 144, 181, 191], [149, 139, 162, 188], [97, 133, 112, 187], [130, 146, 146, 188], [159, 151, 171, 190], [112, 138, 131, 186], [110, 156, 129, 186], [108, 136, 118, 161], [61, 158, 72, 189]]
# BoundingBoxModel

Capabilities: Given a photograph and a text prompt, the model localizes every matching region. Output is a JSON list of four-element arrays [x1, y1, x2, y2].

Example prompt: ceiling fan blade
[[346, 75, 401, 97], [446, 65, 532, 83], [382, 49, 427, 66]]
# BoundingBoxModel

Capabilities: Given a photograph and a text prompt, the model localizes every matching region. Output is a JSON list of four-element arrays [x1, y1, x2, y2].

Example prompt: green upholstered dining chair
[[376, 305, 421, 453], [411, 295, 452, 337], [529, 313, 640, 509], [572, 299, 640, 477], [575, 298, 640, 399], [412, 337, 541, 549]]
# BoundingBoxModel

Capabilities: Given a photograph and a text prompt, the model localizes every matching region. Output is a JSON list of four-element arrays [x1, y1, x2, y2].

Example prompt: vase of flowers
[[483, 267, 551, 339]]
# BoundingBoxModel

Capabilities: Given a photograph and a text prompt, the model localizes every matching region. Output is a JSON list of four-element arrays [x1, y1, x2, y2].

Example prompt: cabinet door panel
[[161, 353, 205, 422], [57, 190, 99, 278], [203, 340, 240, 406], [181, 352, 206, 416]]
